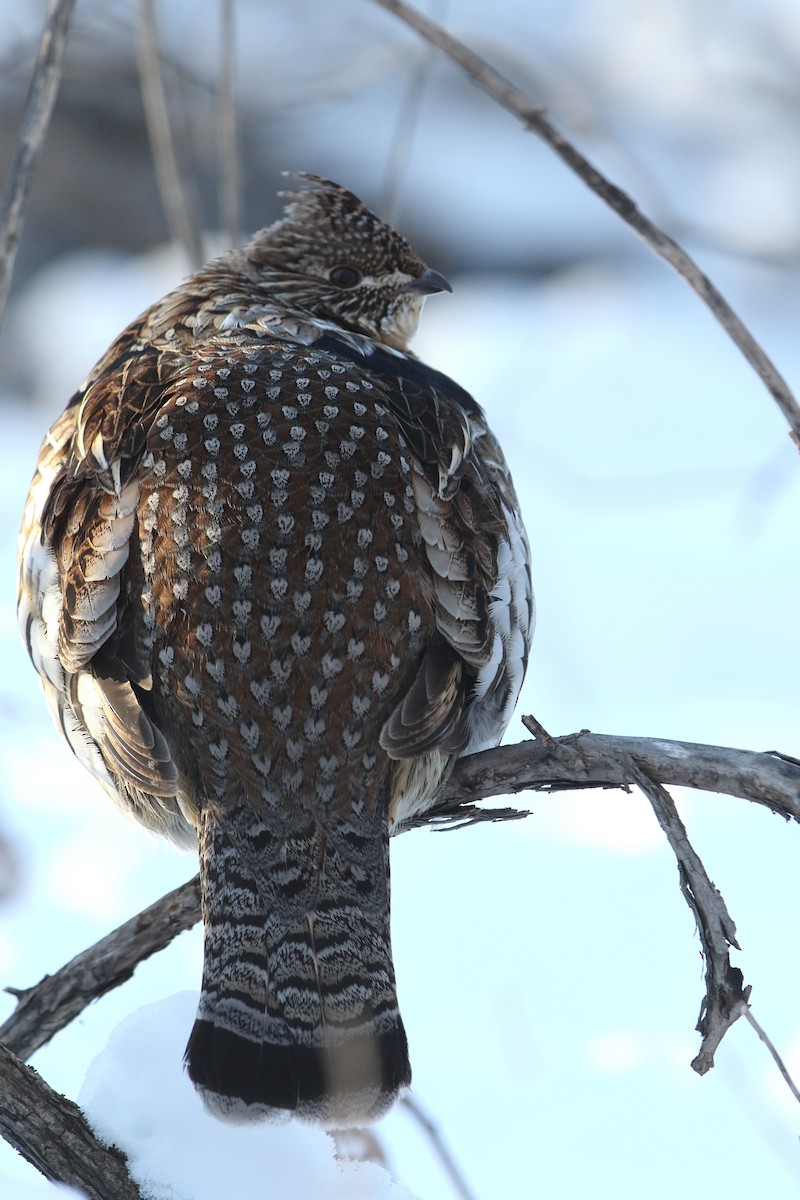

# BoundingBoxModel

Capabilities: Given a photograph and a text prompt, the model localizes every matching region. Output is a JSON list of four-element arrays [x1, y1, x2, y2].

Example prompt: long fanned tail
[[185, 808, 410, 1126]]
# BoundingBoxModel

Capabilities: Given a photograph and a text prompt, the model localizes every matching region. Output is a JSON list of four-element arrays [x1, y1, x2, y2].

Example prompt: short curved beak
[[403, 267, 453, 296]]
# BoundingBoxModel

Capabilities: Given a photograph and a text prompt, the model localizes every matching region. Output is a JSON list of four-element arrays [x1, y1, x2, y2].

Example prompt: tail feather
[[185, 808, 410, 1125], [185, 1018, 410, 1124]]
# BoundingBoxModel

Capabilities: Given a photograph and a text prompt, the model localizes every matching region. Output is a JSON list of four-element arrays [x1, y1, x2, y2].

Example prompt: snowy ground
[[1, 238, 799, 1198]]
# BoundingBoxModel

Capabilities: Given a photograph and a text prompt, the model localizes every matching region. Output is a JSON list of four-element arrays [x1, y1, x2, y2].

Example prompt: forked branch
[[3, 726, 799, 1074]]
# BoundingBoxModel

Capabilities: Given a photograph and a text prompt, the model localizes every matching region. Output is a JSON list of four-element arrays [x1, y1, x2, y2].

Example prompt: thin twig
[[370, 0, 800, 446], [379, 0, 448, 224], [136, 0, 203, 268], [217, 0, 240, 248], [744, 1008, 800, 1107], [0, 1043, 143, 1199], [0, 0, 76, 330], [401, 1093, 478, 1200]]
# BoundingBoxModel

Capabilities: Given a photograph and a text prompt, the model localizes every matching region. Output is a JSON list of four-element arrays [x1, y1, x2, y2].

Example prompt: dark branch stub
[[521, 712, 558, 749]]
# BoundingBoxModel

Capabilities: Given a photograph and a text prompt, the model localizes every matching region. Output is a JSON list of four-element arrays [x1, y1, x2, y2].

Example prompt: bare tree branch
[[0, 1043, 143, 1200], [370, 0, 800, 447], [626, 758, 748, 1073], [0, 0, 76, 330], [432, 730, 800, 823], [0, 876, 201, 1062], [3, 729, 799, 1074], [136, 0, 203, 269]]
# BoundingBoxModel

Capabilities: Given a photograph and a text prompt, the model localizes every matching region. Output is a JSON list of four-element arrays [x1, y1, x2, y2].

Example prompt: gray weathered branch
[[4, 728, 799, 1070], [624, 758, 748, 1073], [432, 730, 800, 822], [1, 876, 201, 1062], [370, 0, 800, 447]]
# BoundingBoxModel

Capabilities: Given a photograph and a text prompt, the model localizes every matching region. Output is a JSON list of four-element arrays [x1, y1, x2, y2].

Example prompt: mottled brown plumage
[[18, 175, 533, 1124]]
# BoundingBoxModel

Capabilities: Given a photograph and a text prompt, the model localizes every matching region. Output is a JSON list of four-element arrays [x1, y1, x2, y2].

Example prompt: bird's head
[[243, 174, 451, 352]]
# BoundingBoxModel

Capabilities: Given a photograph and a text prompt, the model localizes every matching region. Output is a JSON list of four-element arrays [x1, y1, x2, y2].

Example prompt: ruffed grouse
[[18, 175, 533, 1125]]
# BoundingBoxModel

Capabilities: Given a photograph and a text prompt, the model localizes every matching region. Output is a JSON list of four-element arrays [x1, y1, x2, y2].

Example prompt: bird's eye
[[329, 265, 361, 289]]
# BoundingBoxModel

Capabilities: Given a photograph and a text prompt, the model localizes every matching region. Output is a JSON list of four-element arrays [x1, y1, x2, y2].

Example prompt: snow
[[78, 993, 419, 1200]]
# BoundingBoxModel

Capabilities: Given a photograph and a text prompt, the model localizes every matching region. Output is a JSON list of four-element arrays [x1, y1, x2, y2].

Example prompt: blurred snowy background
[[1, 0, 800, 1196]]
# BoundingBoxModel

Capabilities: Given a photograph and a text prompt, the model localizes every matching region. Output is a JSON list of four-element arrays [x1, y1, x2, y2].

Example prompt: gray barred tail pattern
[[17, 175, 533, 1125], [188, 807, 408, 1123]]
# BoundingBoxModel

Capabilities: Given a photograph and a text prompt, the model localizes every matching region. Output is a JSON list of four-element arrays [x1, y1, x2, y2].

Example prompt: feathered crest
[[249, 172, 422, 278]]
